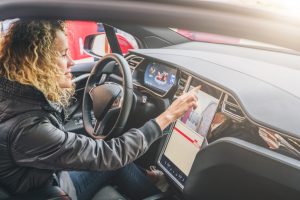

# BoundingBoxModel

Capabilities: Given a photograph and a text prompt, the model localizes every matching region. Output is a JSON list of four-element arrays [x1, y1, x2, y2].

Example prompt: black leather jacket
[[0, 77, 162, 194]]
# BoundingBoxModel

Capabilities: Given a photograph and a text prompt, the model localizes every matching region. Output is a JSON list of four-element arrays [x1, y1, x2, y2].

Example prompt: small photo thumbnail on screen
[[180, 88, 219, 136]]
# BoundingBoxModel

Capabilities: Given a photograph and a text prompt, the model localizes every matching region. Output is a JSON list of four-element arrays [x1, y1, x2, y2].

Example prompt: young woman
[[0, 20, 199, 200]]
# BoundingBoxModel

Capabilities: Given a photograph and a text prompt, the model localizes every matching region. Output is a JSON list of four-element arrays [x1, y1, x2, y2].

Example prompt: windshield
[[171, 0, 300, 53], [171, 28, 292, 52]]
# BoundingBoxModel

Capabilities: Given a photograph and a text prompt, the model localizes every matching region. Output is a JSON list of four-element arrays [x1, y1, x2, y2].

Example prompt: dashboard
[[125, 48, 300, 193]]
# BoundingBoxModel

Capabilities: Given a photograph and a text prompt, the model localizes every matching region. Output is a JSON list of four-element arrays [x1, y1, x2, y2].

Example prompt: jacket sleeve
[[10, 115, 163, 171]]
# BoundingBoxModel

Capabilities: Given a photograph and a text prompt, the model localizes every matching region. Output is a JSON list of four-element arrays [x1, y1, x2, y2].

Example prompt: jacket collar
[[0, 76, 62, 114]]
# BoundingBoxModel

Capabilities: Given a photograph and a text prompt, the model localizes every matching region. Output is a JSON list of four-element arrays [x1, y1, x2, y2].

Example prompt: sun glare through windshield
[[216, 0, 300, 18], [171, 28, 291, 52]]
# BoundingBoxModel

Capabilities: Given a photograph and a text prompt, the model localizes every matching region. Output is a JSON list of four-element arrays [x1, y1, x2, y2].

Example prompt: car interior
[[1, 1, 300, 200]]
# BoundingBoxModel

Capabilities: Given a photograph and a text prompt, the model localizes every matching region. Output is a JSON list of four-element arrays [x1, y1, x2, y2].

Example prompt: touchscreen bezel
[[158, 76, 223, 190], [143, 62, 178, 94]]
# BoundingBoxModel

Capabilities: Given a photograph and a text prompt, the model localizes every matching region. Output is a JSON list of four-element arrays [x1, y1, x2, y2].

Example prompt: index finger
[[190, 85, 201, 92]]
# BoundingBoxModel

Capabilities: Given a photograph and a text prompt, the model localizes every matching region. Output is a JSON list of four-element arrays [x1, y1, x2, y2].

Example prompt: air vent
[[222, 94, 245, 121], [227, 95, 236, 105], [131, 57, 143, 62], [175, 71, 190, 97], [224, 104, 244, 117], [126, 55, 144, 71]]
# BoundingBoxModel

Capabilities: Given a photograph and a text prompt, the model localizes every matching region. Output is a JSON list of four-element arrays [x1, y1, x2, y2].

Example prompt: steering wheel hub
[[89, 83, 122, 120]]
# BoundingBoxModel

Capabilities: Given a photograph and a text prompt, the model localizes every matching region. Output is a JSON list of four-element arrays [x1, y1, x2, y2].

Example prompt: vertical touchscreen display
[[160, 81, 222, 187]]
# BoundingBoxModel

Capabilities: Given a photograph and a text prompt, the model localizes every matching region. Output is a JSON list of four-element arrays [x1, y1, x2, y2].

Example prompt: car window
[[0, 19, 139, 64], [66, 21, 139, 64]]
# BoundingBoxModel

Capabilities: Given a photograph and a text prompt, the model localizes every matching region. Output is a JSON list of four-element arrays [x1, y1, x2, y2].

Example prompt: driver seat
[[91, 186, 126, 200], [0, 187, 9, 199], [91, 186, 168, 200], [0, 185, 166, 200], [0, 186, 71, 200]]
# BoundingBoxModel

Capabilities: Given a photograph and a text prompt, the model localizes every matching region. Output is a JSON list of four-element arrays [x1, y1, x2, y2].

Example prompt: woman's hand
[[155, 86, 201, 130]]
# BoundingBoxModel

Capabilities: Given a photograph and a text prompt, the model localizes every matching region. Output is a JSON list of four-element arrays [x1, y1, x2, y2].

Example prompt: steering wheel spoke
[[93, 107, 120, 136], [111, 90, 123, 109], [93, 119, 106, 136], [99, 74, 108, 85], [93, 120, 101, 135]]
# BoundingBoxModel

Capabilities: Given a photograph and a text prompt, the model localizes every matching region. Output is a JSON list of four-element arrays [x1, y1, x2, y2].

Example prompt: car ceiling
[[1, 0, 300, 52]]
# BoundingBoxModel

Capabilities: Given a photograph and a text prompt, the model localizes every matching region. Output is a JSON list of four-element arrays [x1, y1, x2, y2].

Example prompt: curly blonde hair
[[0, 20, 74, 107]]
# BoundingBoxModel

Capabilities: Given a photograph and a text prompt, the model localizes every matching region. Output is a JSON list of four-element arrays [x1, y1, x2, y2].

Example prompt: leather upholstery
[[0, 186, 70, 200], [91, 186, 126, 200]]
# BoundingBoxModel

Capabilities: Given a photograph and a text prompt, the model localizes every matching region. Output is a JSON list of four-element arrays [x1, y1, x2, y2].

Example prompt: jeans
[[69, 163, 160, 200]]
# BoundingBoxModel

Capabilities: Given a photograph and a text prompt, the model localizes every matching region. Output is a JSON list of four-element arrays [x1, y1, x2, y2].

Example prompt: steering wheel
[[82, 53, 133, 140]]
